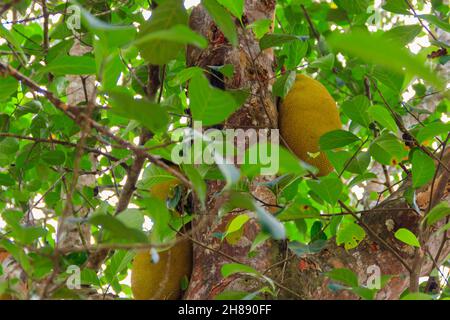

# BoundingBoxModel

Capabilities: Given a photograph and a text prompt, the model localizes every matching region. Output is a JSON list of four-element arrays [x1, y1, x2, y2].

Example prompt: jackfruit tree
[[0, 0, 449, 301]]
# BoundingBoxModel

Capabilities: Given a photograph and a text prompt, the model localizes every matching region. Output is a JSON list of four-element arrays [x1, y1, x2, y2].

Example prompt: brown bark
[[185, 0, 277, 299], [185, 1, 450, 300]]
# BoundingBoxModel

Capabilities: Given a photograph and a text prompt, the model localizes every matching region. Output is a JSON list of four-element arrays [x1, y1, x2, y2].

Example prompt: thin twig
[[0, 61, 192, 189], [338, 200, 413, 273], [404, 0, 439, 42], [373, 80, 450, 173]]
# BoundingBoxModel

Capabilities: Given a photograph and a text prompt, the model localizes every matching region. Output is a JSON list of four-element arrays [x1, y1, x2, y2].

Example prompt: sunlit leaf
[[202, 0, 238, 46], [411, 149, 435, 188], [327, 31, 444, 88], [337, 222, 366, 250], [394, 228, 420, 247], [320, 130, 360, 150], [326, 268, 359, 287]]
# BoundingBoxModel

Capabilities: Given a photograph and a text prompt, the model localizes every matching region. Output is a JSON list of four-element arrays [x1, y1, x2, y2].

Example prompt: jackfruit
[[149, 179, 179, 201], [131, 176, 192, 300], [279, 74, 342, 176], [131, 238, 192, 300]]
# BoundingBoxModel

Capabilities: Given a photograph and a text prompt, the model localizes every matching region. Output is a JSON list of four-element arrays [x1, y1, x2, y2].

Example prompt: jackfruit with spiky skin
[[131, 238, 192, 300], [279, 74, 342, 176], [131, 177, 192, 300]]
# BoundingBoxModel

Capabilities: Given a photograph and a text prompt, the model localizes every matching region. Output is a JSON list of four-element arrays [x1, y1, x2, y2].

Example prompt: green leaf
[[16, 100, 42, 118], [307, 175, 343, 205], [328, 151, 352, 175], [369, 133, 408, 166], [0, 173, 15, 186], [260, 34, 307, 50], [310, 53, 335, 71], [401, 292, 433, 300], [368, 105, 398, 132], [285, 24, 309, 69], [351, 287, 376, 300], [384, 25, 422, 46], [341, 95, 371, 128], [326, 268, 359, 287], [209, 64, 234, 78], [247, 18, 272, 39], [241, 143, 314, 177], [250, 232, 271, 252], [202, 0, 238, 46], [372, 66, 405, 93], [41, 150, 66, 166], [143, 197, 172, 244], [116, 209, 145, 230], [78, 4, 136, 48], [276, 197, 319, 221], [327, 31, 444, 88], [224, 214, 250, 236], [181, 164, 207, 208], [273, 71, 296, 98], [0, 76, 18, 101], [189, 74, 246, 125], [217, 0, 244, 19], [10, 225, 47, 245], [416, 122, 450, 144], [336, 222, 366, 250], [0, 24, 26, 63], [89, 213, 148, 243], [418, 14, 450, 33], [221, 263, 260, 278], [348, 172, 377, 187], [334, 0, 370, 14], [104, 250, 135, 283], [108, 89, 169, 133], [214, 290, 261, 300], [132, 24, 207, 49], [382, 0, 411, 15], [288, 240, 327, 257], [0, 138, 19, 155], [97, 49, 122, 90], [223, 193, 285, 240], [0, 238, 32, 275], [168, 67, 204, 86], [411, 149, 435, 188], [319, 130, 360, 150], [346, 151, 371, 174], [137, 0, 188, 65], [241, 142, 306, 178], [394, 228, 420, 247], [80, 269, 101, 287], [426, 202, 450, 226], [39, 55, 96, 75]]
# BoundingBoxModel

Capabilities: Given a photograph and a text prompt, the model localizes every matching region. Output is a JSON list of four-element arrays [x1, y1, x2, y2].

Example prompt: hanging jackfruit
[[131, 176, 193, 300], [131, 238, 192, 300], [279, 74, 342, 176]]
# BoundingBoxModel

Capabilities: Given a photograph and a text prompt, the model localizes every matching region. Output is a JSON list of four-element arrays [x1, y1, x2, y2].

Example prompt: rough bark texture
[[57, 39, 96, 251], [185, 0, 278, 299], [271, 171, 449, 299], [185, 2, 450, 300]]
